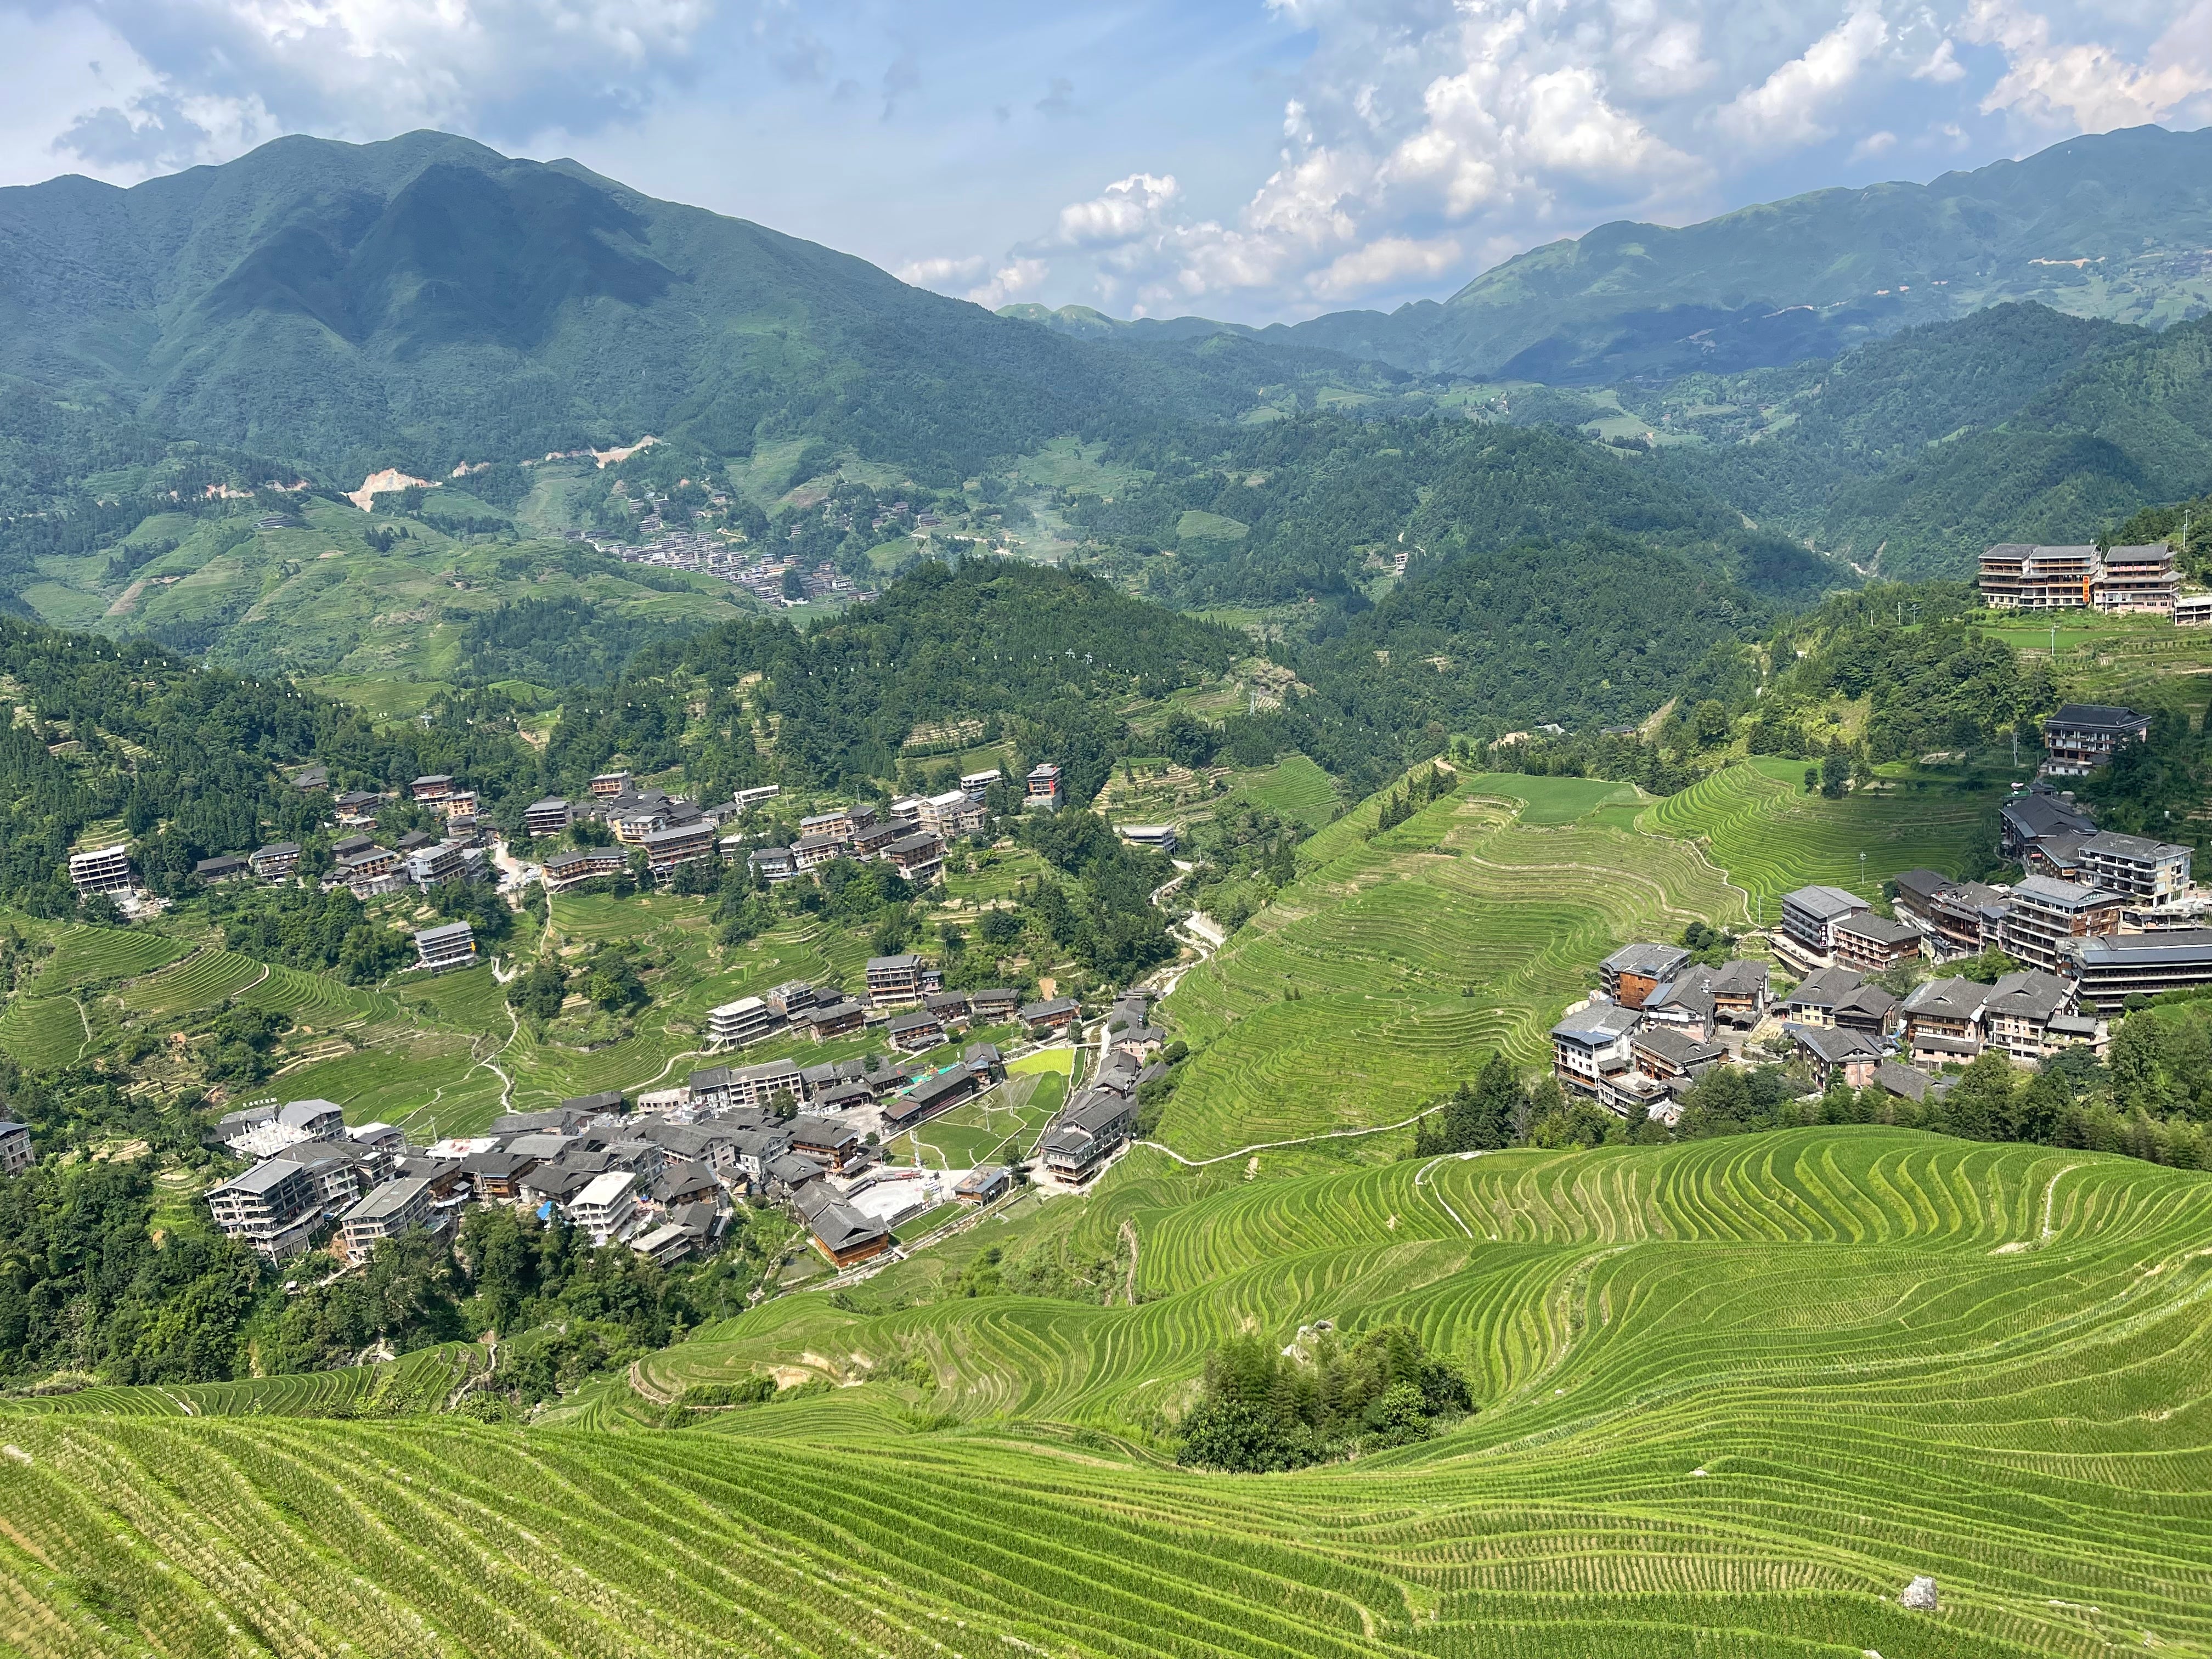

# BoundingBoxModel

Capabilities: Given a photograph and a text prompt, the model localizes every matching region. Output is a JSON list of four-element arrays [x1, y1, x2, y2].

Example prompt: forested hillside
[[1074, 416, 1844, 608], [554, 559, 1242, 804], [1643, 304, 2212, 578], [1261, 123, 2212, 380], [0, 132, 1407, 496]]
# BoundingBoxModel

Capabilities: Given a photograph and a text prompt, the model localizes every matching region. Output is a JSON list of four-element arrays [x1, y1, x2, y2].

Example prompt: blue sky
[[2, 0, 2207, 324]]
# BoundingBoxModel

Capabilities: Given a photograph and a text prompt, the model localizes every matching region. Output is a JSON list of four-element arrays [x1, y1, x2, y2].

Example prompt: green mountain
[[1658, 304, 2212, 577], [0, 131, 1361, 489], [1005, 126, 2212, 384]]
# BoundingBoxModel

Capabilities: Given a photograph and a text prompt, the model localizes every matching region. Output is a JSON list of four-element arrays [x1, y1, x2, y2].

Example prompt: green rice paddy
[[4, 1128, 2205, 1658]]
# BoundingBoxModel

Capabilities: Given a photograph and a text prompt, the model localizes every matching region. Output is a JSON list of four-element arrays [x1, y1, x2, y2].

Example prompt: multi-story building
[[410, 774, 454, 802], [921, 790, 985, 839], [589, 771, 632, 797], [1978, 543, 2098, 609], [1778, 885, 1871, 965], [884, 831, 946, 886], [1831, 911, 1924, 974], [568, 1171, 639, 1246], [2042, 704, 2151, 775], [1599, 943, 1691, 1008], [207, 1158, 324, 1257], [960, 769, 1001, 802], [1117, 823, 1179, 854], [707, 996, 774, 1049], [2091, 542, 2179, 614], [414, 921, 477, 973], [799, 808, 854, 844], [338, 1177, 436, 1261], [404, 842, 464, 888], [249, 842, 302, 880], [1026, 764, 1063, 811], [2072, 928, 2212, 1003], [2075, 830, 2191, 910], [748, 846, 797, 884], [67, 843, 133, 896], [0, 1120, 32, 1175], [1550, 1002, 1641, 1097], [524, 797, 572, 837], [640, 820, 717, 877], [866, 953, 927, 1006], [791, 832, 844, 872], [544, 848, 629, 891], [1978, 541, 2176, 614], [195, 854, 250, 883], [1900, 977, 1988, 1066], [732, 784, 781, 813], [1980, 970, 2084, 1062], [2001, 876, 2122, 972]]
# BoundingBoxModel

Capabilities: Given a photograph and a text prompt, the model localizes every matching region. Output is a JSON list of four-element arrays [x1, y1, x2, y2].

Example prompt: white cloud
[[1713, 5, 1890, 148], [1040, 172, 1182, 251], [897, 253, 990, 289], [1849, 128, 1898, 160], [1962, 0, 2212, 132], [966, 256, 1048, 308], [48, 0, 727, 174]]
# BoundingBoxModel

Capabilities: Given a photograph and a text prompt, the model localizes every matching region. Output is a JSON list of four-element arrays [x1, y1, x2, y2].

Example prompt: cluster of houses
[[602, 532, 870, 609], [201, 970, 1172, 1273], [1555, 765, 2212, 1124], [533, 773, 765, 891]]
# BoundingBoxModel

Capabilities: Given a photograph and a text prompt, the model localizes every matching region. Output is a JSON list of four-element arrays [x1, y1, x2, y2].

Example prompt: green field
[[1152, 759, 1990, 1161], [1641, 756, 1990, 910], [7, 1128, 2207, 1658]]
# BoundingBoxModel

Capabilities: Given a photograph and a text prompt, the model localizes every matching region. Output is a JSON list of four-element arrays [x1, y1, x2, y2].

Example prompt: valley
[[0, 116, 2209, 1659]]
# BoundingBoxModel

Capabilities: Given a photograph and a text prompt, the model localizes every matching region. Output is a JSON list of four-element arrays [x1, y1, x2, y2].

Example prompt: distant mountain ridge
[[1004, 125, 2212, 383], [0, 132, 1357, 487]]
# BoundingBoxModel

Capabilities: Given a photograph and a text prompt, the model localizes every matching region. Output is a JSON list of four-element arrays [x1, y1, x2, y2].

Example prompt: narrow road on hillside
[[1134, 1102, 1443, 1168]]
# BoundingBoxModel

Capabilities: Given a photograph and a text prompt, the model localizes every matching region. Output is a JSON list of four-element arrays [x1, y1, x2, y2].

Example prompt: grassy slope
[[20, 493, 751, 680], [4, 1128, 2206, 1658], [1154, 763, 1986, 1161]]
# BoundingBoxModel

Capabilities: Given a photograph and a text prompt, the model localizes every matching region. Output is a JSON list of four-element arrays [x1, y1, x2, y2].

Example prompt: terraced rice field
[[1641, 757, 1990, 909], [7, 1130, 2206, 1658], [117, 948, 268, 1019], [1220, 752, 1342, 828], [0, 995, 90, 1068], [25, 923, 189, 990], [1161, 776, 1740, 1158]]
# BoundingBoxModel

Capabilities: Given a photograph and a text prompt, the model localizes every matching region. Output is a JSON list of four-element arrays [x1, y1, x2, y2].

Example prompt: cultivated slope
[[4, 1129, 2207, 1657]]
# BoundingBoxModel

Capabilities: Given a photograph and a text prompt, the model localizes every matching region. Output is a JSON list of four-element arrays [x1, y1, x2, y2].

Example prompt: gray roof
[[277, 1099, 341, 1128], [2079, 830, 2188, 862], [1019, 996, 1080, 1020], [1891, 868, 1954, 905], [1785, 966, 1865, 1009], [885, 1009, 941, 1034], [2075, 928, 2212, 967], [1835, 911, 1923, 947], [1602, 942, 1692, 978], [2047, 703, 2146, 730], [213, 1158, 309, 1196], [1984, 970, 2076, 1021], [1875, 1060, 1929, 1101], [2000, 793, 2095, 839], [342, 1177, 430, 1223], [1782, 885, 1868, 919], [1551, 1003, 1641, 1042], [1903, 977, 1986, 1020], [2011, 874, 2119, 910], [1833, 983, 1900, 1020], [867, 953, 922, 971], [1631, 1026, 1726, 1068], [1787, 1023, 1882, 1063], [414, 921, 474, 946]]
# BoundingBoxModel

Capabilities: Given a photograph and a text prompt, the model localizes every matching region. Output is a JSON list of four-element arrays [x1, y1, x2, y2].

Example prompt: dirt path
[[1135, 1102, 1443, 1169], [1414, 1154, 1478, 1238], [1118, 1218, 1140, 1305]]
